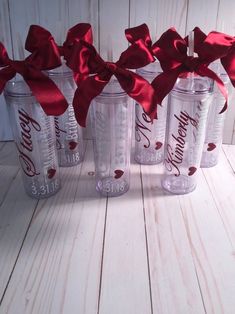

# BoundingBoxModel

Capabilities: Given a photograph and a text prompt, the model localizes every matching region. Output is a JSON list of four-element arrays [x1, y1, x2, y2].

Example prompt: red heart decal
[[207, 143, 216, 151], [47, 168, 56, 179], [69, 141, 78, 150], [155, 141, 163, 150], [188, 166, 197, 176], [114, 169, 124, 179]]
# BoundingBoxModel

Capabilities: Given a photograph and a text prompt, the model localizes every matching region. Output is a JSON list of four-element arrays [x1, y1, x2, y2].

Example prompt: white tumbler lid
[[137, 60, 163, 75]]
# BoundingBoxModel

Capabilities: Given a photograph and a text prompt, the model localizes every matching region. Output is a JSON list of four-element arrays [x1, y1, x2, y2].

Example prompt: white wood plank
[[68, 0, 99, 48], [216, 0, 235, 144], [0, 142, 19, 205], [37, 0, 69, 44], [223, 144, 235, 169], [99, 0, 129, 61], [0, 142, 5, 150], [186, 0, 219, 34], [179, 167, 235, 313], [1, 141, 107, 314], [206, 145, 235, 245], [0, 0, 13, 140], [98, 162, 152, 314], [130, 0, 187, 38], [141, 163, 205, 313], [8, 0, 39, 59], [0, 174, 38, 301]]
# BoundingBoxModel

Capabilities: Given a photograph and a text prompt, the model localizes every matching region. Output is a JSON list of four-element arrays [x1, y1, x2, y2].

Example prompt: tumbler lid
[[99, 78, 126, 97], [173, 75, 214, 95], [209, 60, 229, 84], [137, 60, 163, 75], [4, 77, 33, 97], [47, 61, 73, 78]]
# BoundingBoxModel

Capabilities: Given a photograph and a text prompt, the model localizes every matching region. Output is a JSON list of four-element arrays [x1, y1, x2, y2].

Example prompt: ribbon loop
[[25, 25, 61, 70], [71, 41, 156, 127], [125, 23, 152, 48], [0, 29, 68, 116], [150, 27, 231, 107], [61, 23, 93, 84]]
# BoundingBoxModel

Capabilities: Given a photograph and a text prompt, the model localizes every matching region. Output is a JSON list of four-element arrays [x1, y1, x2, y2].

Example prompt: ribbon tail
[[114, 68, 156, 120], [73, 75, 108, 127], [151, 67, 181, 104], [24, 70, 69, 116], [197, 65, 228, 113]]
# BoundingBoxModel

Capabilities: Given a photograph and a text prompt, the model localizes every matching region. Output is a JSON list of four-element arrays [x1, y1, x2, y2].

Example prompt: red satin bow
[[59, 23, 93, 84], [191, 27, 235, 87], [125, 24, 233, 113], [152, 27, 234, 112], [72, 42, 156, 127], [0, 25, 68, 116]]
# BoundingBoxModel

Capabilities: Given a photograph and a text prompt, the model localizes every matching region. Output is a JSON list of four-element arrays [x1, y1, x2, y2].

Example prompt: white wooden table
[[0, 140, 235, 314]]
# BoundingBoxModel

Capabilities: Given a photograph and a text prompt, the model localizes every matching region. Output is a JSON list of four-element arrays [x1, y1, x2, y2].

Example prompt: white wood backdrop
[[0, 0, 235, 143]]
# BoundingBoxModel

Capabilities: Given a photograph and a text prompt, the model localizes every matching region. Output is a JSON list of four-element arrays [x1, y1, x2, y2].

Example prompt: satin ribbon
[[0, 26, 68, 116], [125, 24, 234, 113], [24, 23, 93, 86], [191, 27, 235, 87], [72, 42, 156, 127], [59, 23, 93, 84]]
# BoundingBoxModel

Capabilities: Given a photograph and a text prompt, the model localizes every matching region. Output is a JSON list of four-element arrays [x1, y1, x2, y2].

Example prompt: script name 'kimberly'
[[16, 108, 41, 177], [165, 110, 198, 176]]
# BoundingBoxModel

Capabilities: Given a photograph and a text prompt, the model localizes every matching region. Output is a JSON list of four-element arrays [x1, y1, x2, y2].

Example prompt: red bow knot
[[71, 42, 156, 127], [0, 26, 69, 116], [183, 56, 200, 72], [125, 25, 235, 113], [105, 62, 117, 73], [152, 28, 231, 112]]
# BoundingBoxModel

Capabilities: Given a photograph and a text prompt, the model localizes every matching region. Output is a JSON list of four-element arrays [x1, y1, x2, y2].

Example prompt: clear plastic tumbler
[[200, 62, 229, 167], [135, 62, 168, 164], [162, 75, 213, 194], [91, 79, 133, 197], [4, 79, 60, 198], [48, 64, 84, 167]]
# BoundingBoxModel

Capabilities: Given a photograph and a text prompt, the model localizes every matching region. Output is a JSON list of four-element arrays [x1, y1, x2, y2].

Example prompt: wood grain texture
[[0, 141, 107, 314], [1, 142, 235, 312], [37, 0, 69, 44], [99, 0, 129, 61], [68, 0, 99, 48], [141, 163, 205, 314], [0, 142, 19, 205], [98, 163, 152, 314], [204, 145, 235, 246], [130, 0, 187, 38], [0, 172, 38, 302], [8, 0, 39, 59], [186, 0, 219, 34], [179, 167, 235, 313], [216, 0, 235, 144]]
